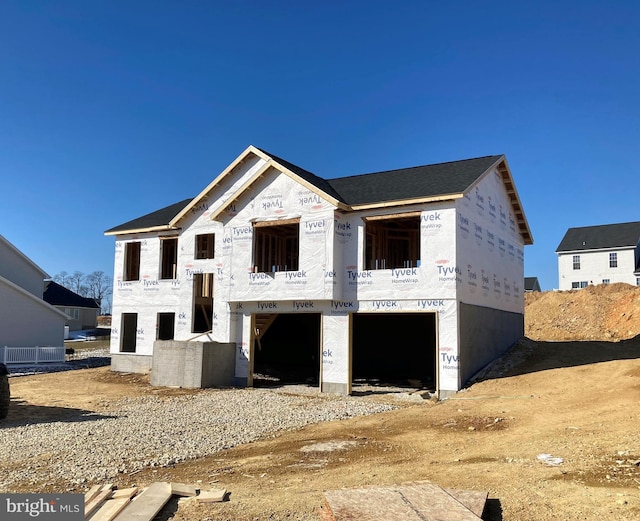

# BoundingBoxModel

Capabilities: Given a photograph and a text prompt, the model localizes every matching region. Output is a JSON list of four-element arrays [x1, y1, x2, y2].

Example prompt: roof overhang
[[174, 145, 349, 224], [466, 155, 533, 246]]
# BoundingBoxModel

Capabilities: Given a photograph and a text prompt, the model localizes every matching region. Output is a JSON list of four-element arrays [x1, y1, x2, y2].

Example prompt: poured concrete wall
[[111, 353, 153, 373], [151, 340, 235, 388], [457, 302, 523, 387]]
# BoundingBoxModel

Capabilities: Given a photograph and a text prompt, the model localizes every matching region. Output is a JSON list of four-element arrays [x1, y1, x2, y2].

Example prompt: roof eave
[[348, 193, 463, 212], [489, 156, 533, 246], [104, 224, 180, 237], [169, 145, 263, 227], [208, 152, 348, 221]]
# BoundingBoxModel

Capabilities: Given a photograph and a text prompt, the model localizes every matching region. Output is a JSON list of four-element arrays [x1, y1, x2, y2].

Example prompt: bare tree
[[53, 271, 70, 287], [85, 271, 113, 314], [68, 271, 86, 296], [52, 270, 113, 314]]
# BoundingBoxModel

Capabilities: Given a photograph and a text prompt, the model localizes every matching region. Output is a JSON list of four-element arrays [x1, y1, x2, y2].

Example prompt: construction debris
[[321, 481, 487, 521], [83, 482, 228, 520]]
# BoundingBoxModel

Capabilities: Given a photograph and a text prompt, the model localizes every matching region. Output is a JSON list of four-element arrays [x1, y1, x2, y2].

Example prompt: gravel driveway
[[0, 379, 398, 491]]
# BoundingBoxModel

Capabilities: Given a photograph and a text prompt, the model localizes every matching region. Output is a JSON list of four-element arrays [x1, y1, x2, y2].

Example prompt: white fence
[[1, 346, 66, 365]]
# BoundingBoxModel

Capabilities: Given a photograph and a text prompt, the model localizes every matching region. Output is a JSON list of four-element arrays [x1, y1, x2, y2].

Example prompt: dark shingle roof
[[257, 148, 346, 203], [43, 281, 100, 309], [105, 198, 193, 235], [556, 221, 640, 252], [326, 155, 503, 205], [106, 150, 506, 234]]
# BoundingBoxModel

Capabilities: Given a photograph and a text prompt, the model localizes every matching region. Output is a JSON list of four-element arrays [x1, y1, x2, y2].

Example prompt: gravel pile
[[0, 387, 396, 490]]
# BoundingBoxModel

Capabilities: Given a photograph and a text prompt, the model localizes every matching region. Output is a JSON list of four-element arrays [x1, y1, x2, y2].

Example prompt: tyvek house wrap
[[109, 147, 529, 396]]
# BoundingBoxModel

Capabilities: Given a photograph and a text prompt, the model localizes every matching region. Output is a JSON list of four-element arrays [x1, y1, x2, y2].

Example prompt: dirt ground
[[5, 283, 640, 520]]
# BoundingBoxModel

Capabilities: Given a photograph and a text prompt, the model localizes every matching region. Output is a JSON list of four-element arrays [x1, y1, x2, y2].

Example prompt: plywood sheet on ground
[[323, 482, 486, 521]]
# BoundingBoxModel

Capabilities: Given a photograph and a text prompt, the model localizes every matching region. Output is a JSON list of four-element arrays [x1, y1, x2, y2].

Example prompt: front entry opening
[[352, 313, 437, 390], [253, 313, 321, 386]]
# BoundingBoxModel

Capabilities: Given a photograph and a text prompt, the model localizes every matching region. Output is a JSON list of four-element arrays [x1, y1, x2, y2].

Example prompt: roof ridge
[[331, 154, 503, 181]]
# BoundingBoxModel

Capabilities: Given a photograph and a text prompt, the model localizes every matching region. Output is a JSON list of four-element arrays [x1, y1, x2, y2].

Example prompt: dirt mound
[[525, 282, 640, 341]]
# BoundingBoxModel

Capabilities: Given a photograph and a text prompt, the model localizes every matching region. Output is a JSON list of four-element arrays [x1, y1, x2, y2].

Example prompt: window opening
[[195, 233, 215, 259], [365, 215, 420, 270], [124, 242, 141, 281], [160, 237, 178, 279], [253, 221, 299, 272], [192, 273, 214, 333], [157, 312, 175, 340]]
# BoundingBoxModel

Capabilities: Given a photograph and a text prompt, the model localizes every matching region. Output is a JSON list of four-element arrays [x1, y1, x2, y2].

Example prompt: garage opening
[[253, 313, 321, 387], [352, 313, 436, 390]]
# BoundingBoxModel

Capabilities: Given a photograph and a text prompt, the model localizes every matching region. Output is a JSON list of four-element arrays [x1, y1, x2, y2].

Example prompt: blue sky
[[1, 1, 638, 291]]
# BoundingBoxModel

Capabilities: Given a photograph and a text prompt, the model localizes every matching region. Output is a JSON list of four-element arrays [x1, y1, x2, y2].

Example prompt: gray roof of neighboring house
[[104, 198, 193, 235], [105, 151, 506, 233], [556, 221, 640, 252], [524, 277, 541, 291], [43, 281, 100, 309]]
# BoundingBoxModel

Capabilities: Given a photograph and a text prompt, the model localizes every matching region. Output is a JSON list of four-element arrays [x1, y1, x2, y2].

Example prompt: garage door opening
[[253, 313, 321, 387], [352, 313, 436, 390]]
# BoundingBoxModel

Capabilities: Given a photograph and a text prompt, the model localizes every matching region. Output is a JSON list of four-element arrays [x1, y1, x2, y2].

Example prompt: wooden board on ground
[[111, 487, 139, 500], [87, 498, 130, 521], [197, 488, 228, 503], [112, 482, 172, 521], [84, 484, 103, 505], [170, 482, 198, 497], [85, 487, 115, 519], [323, 482, 486, 521]]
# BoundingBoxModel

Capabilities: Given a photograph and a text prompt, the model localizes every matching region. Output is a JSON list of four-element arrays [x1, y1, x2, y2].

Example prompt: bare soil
[[6, 283, 640, 520]]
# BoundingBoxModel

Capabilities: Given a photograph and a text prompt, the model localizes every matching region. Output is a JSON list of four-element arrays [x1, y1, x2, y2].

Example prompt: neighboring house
[[524, 277, 541, 292], [43, 281, 100, 331], [0, 235, 67, 348], [105, 146, 533, 397], [556, 221, 640, 290]]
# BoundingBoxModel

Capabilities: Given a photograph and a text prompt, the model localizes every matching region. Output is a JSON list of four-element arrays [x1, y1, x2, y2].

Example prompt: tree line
[[53, 270, 112, 315]]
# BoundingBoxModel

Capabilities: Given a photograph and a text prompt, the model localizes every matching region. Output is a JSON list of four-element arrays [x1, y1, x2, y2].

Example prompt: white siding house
[[0, 235, 67, 350], [556, 222, 640, 290], [105, 146, 533, 397]]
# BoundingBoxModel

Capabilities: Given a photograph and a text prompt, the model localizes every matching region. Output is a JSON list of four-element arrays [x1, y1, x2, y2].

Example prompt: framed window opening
[[160, 237, 178, 279], [253, 220, 300, 273], [609, 252, 618, 268], [195, 233, 215, 259], [365, 214, 420, 270], [124, 242, 141, 281]]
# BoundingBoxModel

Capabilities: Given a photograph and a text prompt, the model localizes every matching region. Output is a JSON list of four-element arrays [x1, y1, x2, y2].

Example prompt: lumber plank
[[84, 484, 102, 505], [87, 498, 130, 521], [112, 482, 172, 521], [110, 487, 139, 500], [197, 488, 227, 503], [85, 488, 115, 519], [170, 482, 198, 497]]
